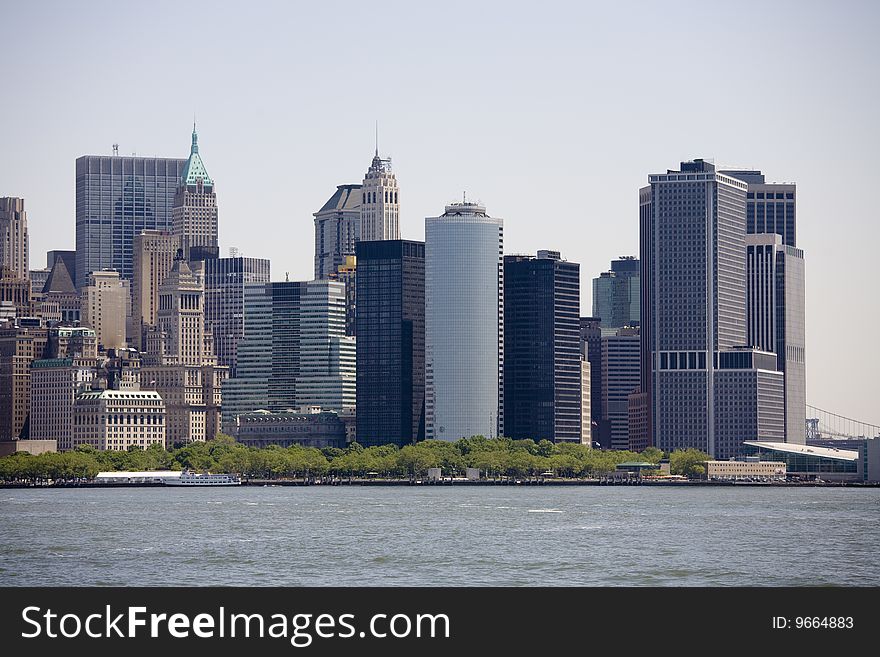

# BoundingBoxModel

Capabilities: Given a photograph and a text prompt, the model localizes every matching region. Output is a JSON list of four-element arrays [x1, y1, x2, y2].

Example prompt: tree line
[[0, 435, 711, 484]]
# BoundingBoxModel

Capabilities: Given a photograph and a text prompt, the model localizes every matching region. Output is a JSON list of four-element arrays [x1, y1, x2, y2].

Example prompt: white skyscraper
[[359, 151, 399, 242], [425, 201, 503, 441]]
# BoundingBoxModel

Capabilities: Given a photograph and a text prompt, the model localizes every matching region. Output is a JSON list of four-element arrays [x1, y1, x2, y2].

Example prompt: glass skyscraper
[[503, 251, 581, 443], [356, 240, 425, 447], [75, 155, 187, 288], [592, 256, 639, 329], [425, 202, 503, 441]]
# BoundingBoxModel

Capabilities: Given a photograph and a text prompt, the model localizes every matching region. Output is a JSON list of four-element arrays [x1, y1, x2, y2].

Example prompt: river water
[[1, 486, 877, 586]]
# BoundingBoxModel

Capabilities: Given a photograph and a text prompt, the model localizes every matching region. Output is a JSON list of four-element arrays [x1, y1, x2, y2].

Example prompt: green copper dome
[[181, 125, 213, 187]]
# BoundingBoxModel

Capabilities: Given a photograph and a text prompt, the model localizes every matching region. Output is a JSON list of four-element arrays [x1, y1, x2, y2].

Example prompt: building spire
[[375, 120, 379, 158], [191, 119, 199, 155]]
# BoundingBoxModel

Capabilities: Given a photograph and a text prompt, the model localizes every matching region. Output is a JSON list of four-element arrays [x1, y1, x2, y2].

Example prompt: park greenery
[[0, 435, 710, 484]]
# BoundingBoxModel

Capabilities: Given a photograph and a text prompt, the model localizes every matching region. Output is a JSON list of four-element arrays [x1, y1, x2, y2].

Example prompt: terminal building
[[231, 409, 347, 449], [743, 441, 879, 483]]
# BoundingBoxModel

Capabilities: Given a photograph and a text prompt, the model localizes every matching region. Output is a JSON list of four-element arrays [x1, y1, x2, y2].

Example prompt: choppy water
[[1, 486, 877, 586]]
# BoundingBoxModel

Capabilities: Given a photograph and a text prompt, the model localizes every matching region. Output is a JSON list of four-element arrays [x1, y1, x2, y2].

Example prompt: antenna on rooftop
[[112, 144, 119, 156]]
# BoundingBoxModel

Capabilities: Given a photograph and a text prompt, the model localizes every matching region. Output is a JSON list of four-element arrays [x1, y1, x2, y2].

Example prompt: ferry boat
[[164, 471, 241, 486]]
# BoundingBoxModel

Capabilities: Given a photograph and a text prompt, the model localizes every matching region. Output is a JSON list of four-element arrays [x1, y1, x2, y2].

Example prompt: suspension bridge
[[806, 405, 880, 441]]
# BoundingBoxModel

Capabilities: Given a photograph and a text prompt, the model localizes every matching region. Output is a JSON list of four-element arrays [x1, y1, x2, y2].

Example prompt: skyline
[[2, 1, 879, 425]]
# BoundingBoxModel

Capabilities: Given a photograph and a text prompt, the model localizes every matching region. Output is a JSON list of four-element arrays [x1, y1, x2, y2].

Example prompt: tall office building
[[142, 253, 227, 445], [0, 197, 29, 281], [720, 170, 796, 247], [356, 240, 425, 447], [197, 255, 271, 375], [329, 256, 357, 337], [131, 230, 178, 350], [360, 152, 400, 242], [425, 201, 503, 441], [314, 184, 361, 280], [172, 127, 218, 259], [41, 255, 80, 325], [592, 256, 639, 329], [503, 251, 581, 442], [0, 320, 48, 442], [580, 317, 603, 445], [600, 327, 641, 450], [223, 280, 355, 430], [30, 327, 99, 451], [75, 154, 187, 288], [642, 159, 784, 459], [745, 233, 806, 444], [81, 270, 128, 350]]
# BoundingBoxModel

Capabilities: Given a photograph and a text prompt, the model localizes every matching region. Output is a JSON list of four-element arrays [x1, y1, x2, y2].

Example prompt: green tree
[[669, 448, 710, 478]]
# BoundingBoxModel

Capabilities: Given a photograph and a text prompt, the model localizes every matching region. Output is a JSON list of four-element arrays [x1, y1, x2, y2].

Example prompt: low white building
[[73, 389, 166, 451], [94, 471, 181, 484], [706, 460, 786, 480]]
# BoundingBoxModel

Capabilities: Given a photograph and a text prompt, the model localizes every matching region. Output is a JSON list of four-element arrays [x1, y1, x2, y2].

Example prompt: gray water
[[1, 486, 877, 586]]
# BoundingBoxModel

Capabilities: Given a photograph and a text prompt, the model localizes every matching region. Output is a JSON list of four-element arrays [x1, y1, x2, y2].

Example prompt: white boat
[[164, 472, 241, 486]]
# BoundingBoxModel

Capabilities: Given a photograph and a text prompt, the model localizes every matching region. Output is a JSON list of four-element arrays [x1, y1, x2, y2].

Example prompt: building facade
[[356, 240, 425, 447], [0, 197, 29, 281], [503, 251, 581, 442], [198, 255, 271, 375], [359, 152, 400, 242], [172, 127, 218, 259], [72, 389, 165, 450], [745, 233, 806, 444], [142, 254, 227, 445], [592, 256, 639, 329], [0, 321, 48, 441], [642, 159, 784, 459], [425, 202, 503, 441], [601, 327, 641, 450], [580, 317, 603, 445], [81, 270, 128, 350], [131, 230, 178, 350], [75, 155, 187, 288], [314, 184, 361, 280], [232, 410, 346, 449]]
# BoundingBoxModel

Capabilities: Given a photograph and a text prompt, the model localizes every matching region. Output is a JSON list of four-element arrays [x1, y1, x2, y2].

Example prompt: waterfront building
[[592, 256, 639, 329], [222, 279, 355, 431], [356, 240, 425, 447], [0, 197, 29, 281], [601, 327, 641, 450], [503, 251, 581, 442], [705, 460, 786, 481], [142, 252, 227, 445], [231, 409, 347, 449], [360, 151, 399, 242], [745, 233, 806, 444], [75, 154, 187, 288], [0, 320, 49, 441], [72, 388, 165, 450], [627, 387, 649, 452], [425, 201, 503, 441], [131, 230, 177, 350], [579, 317, 603, 445], [30, 354, 98, 451], [172, 126, 218, 259], [314, 184, 361, 280], [641, 159, 784, 459], [80, 270, 128, 350], [198, 255, 271, 375], [744, 441, 861, 482]]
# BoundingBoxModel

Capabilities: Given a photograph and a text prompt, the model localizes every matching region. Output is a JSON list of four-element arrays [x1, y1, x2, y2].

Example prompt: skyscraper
[[75, 155, 187, 288], [503, 251, 581, 442], [425, 201, 503, 441], [172, 126, 218, 259], [0, 197, 29, 281], [314, 184, 361, 280], [142, 252, 227, 445], [360, 152, 399, 242], [592, 256, 639, 329], [0, 321, 48, 442], [131, 230, 178, 350], [746, 233, 806, 444], [356, 240, 425, 447], [222, 279, 355, 430], [81, 270, 128, 351], [580, 317, 603, 445], [642, 159, 784, 459], [600, 327, 640, 450], [198, 255, 271, 375], [720, 170, 796, 247]]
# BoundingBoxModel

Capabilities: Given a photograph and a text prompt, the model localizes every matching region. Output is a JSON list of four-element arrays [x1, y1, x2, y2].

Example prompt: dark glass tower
[[75, 155, 187, 288], [503, 251, 581, 442], [355, 240, 425, 447]]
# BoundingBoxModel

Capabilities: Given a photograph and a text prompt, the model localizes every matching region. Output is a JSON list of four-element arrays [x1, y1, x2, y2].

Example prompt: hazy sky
[[2, 1, 878, 425]]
